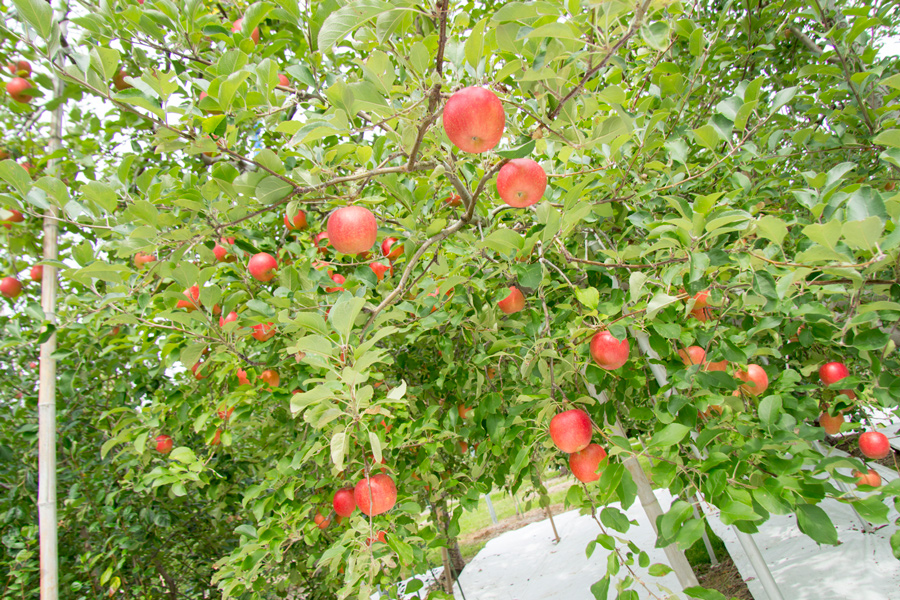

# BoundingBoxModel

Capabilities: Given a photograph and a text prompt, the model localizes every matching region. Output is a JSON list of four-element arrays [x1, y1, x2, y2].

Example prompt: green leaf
[[795, 504, 839, 546], [629, 272, 648, 303], [758, 395, 782, 428], [756, 215, 787, 245], [368, 431, 382, 465], [692, 124, 720, 150], [600, 507, 631, 533], [874, 129, 900, 148], [330, 430, 347, 471], [465, 18, 487, 68], [575, 287, 599, 310], [496, 140, 536, 160], [329, 295, 366, 341], [649, 423, 690, 447], [648, 563, 673, 577], [0, 160, 33, 197], [842, 216, 883, 251], [646, 292, 679, 318], [479, 228, 524, 255], [81, 181, 118, 212], [13, 0, 54, 39], [685, 587, 728, 600], [317, 0, 394, 52], [590, 576, 610, 600], [169, 447, 196, 464], [770, 86, 798, 114]]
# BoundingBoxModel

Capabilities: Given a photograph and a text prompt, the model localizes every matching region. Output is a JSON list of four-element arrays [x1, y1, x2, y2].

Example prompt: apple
[[217, 406, 234, 420], [445, 194, 462, 207], [498, 286, 525, 314], [706, 359, 728, 372], [691, 307, 712, 322], [569, 443, 607, 483], [134, 252, 156, 268], [219, 311, 238, 328], [313, 231, 331, 254], [236, 368, 250, 386], [248, 252, 277, 282], [277, 73, 290, 86], [589, 330, 629, 370], [549, 409, 592, 453], [1, 277, 22, 298], [232, 18, 260, 43], [496, 159, 547, 208], [176, 285, 201, 311], [285, 209, 307, 231], [458, 405, 473, 419], [28, 361, 38, 369], [381, 237, 403, 261], [736, 364, 768, 396], [859, 431, 891, 459], [213, 237, 235, 262], [211, 428, 222, 446], [327, 206, 377, 254], [324, 273, 345, 293], [678, 346, 706, 367], [366, 530, 388, 546], [459, 440, 469, 453], [212, 304, 222, 316], [191, 362, 207, 380], [380, 419, 392, 433], [819, 411, 844, 435], [442, 86, 505, 153], [113, 69, 132, 91], [354, 473, 397, 516], [7, 61, 31, 77], [370, 262, 391, 281], [819, 362, 849, 386], [699, 404, 724, 419], [260, 369, 280, 389], [852, 468, 881, 487], [333, 488, 356, 517], [6, 77, 32, 103], [2, 209, 24, 229], [690, 290, 709, 310], [252, 322, 275, 342], [30, 265, 43, 282], [155, 434, 173, 454], [314, 512, 331, 530]]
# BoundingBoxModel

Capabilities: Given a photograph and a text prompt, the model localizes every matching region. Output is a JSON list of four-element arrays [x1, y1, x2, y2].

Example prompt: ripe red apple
[[366, 530, 388, 546], [442, 86, 505, 153], [678, 346, 706, 367], [324, 273, 345, 293], [549, 409, 592, 453], [445, 194, 462, 207], [285, 209, 307, 231], [113, 69, 132, 91], [2, 209, 24, 229], [327, 206, 377, 254], [699, 404, 724, 419], [248, 252, 277, 282], [155, 434, 173, 454], [232, 18, 260, 43], [819, 411, 844, 435], [497, 286, 525, 314], [736, 364, 768, 396], [691, 307, 712, 322], [859, 431, 891, 459], [134, 252, 156, 268], [853, 468, 881, 487], [252, 322, 275, 342], [236, 368, 250, 386], [589, 331, 629, 370], [381, 237, 403, 261], [706, 359, 728, 372], [176, 285, 201, 311], [569, 443, 607, 483], [191, 362, 207, 380], [314, 512, 331, 530], [211, 428, 222, 446], [819, 362, 849, 386], [213, 237, 235, 262], [496, 159, 547, 208], [354, 473, 397, 516], [6, 77, 32, 103], [0, 276, 22, 298], [277, 73, 290, 86], [260, 369, 280, 389], [217, 406, 234, 420], [690, 290, 709, 310], [370, 262, 391, 281], [7, 60, 31, 77], [313, 231, 331, 254], [219, 311, 238, 328], [30, 265, 43, 282], [333, 488, 356, 517], [458, 405, 473, 420]]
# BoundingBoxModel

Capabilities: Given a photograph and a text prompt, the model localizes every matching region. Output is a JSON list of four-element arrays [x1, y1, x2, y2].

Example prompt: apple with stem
[[354, 473, 397, 516], [569, 444, 607, 483], [30, 265, 43, 282], [252, 322, 275, 342], [549, 409, 592, 453], [327, 206, 377, 254], [333, 488, 356, 517], [155, 434, 173, 454], [678, 345, 706, 367], [213, 237, 235, 262], [248, 252, 277, 282], [1, 277, 22, 299], [285, 210, 307, 231], [260, 369, 280, 389], [6, 77, 32, 103], [859, 431, 890, 459], [819, 361, 855, 398], [589, 330, 629, 370], [496, 159, 547, 208], [7, 61, 31, 78], [442, 86, 505, 153], [852, 468, 881, 487], [277, 73, 290, 87], [313, 512, 331, 530], [381, 237, 403, 261], [736, 364, 768, 396], [498, 286, 525, 314]]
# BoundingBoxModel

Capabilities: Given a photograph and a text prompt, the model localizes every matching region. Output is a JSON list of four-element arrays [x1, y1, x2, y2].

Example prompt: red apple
[[381, 237, 403, 261], [324, 273, 345, 293], [691, 307, 712, 322], [211, 428, 222, 446], [569, 444, 607, 483], [285, 209, 307, 231], [1, 277, 22, 298], [442, 86, 505, 153], [497, 286, 525, 314], [333, 488, 356, 517], [706, 359, 728, 372], [219, 311, 238, 328], [496, 159, 547, 208], [2, 209, 24, 229], [277, 73, 290, 87], [191, 362, 207, 380], [6, 77, 32, 103], [859, 431, 891, 459], [370, 262, 391, 281], [7, 61, 31, 78], [458, 405, 473, 419], [155, 434, 173, 454], [314, 512, 331, 530], [314, 231, 331, 254], [589, 330, 629, 370], [549, 409, 592, 453], [736, 364, 768, 396], [853, 468, 881, 487], [213, 237, 235, 262], [134, 252, 156, 268], [260, 369, 280, 389], [678, 346, 706, 367], [176, 285, 201, 311], [354, 473, 397, 516], [236, 368, 250, 386], [445, 194, 462, 207], [252, 322, 275, 341], [217, 406, 234, 420], [819, 362, 849, 386], [366, 530, 388, 546], [690, 290, 709, 310], [248, 252, 277, 282], [30, 265, 43, 282], [327, 206, 377, 254], [113, 69, 132, 91], [232, 18, 260, 43], [819, 411, 844, 435]]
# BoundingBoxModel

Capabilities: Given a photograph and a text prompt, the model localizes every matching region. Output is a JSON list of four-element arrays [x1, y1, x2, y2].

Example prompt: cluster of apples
[[549, 409, 607, 482], [5, 60, 33, 104]]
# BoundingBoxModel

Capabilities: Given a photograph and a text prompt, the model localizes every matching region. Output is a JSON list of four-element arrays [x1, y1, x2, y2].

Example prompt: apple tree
[[2, 0, 900, 598]]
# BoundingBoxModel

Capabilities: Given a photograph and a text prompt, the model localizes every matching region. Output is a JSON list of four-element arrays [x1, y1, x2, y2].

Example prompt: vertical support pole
[[484, 493, 498, 525]]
